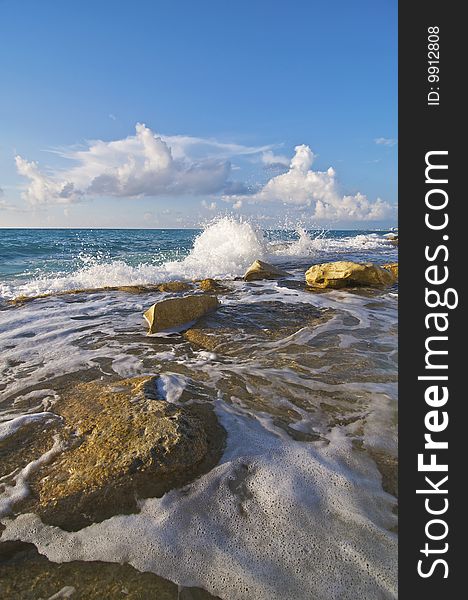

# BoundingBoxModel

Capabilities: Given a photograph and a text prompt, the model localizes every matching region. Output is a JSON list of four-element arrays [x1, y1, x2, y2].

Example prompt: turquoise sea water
[[0, 225, 396, 296]]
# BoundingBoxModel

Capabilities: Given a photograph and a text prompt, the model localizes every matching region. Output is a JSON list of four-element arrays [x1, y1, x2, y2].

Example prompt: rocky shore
[[1, 258, 398, 519], [0, 258, 398, 599]]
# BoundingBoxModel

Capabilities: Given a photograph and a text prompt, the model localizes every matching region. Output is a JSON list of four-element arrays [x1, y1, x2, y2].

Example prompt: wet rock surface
[[243, 260, 290, 282], [8, 281, 194, 306], [305, 261, 395, 289], [184, 300, 332, 354], [198, 278, 230, 293], [0, 542, 220, 599], [382, 263, 398, 281], [144, 295, 220, 334], [2, 376, 225, 531]]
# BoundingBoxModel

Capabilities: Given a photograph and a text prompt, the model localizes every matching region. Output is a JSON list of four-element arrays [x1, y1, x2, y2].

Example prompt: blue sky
[[0, 0, 397, 228]]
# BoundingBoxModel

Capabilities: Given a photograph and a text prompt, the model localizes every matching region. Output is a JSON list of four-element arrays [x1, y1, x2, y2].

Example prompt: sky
[[0, 0, 397, 229]]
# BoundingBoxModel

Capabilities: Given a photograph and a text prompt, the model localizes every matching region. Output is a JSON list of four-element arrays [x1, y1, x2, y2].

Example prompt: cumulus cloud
[[14, 125, 394, 221], [15, 156, 81, 205], [224, 144, 393, 222], [15, 123, 271, 206], [374, 137, 398, 147]]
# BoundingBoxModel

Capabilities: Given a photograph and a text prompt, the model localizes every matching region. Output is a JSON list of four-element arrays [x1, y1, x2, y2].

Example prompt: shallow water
[[0, 219, 398, 599]]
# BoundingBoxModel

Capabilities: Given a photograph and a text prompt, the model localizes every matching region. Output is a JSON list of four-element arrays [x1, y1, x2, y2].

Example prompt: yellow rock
[[305, 261, 394, 289], [382, 263, 398, 281], [6, 376, 225, 530], [158, 281, 192, 293], [144, 295, 219, 334], [244, 259, 290, 281], [198, 278, 228, 293]]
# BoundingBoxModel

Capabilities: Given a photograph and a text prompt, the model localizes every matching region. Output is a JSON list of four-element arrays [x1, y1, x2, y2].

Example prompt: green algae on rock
[[305, 261, 395, 289], [144, 295, 219, 334]]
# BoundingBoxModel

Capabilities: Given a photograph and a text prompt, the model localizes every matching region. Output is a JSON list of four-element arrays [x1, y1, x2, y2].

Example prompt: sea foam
[[1, 401, 397, 600]]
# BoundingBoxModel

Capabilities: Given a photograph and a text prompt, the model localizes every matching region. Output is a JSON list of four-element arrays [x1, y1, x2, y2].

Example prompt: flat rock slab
[[0, 542, 220, 600], [4, 376, 225, 530], [184, 301, 332, 354]]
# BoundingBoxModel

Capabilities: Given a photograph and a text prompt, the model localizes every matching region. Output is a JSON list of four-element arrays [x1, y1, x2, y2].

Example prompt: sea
[[0, 218, 398, 599]]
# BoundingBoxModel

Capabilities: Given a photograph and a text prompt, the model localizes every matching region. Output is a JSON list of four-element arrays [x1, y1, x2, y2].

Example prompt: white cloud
[[14, 126, 394, 221], [374, 137, 398, 147], [224, 144, 393, 222], [261, 150, 290, 168], [201, 200, 217, 211], [15, 156, 81, 205], [15, 124, 271, 206]]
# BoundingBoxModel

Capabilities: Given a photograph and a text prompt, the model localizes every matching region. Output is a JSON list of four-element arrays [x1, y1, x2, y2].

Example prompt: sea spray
[[165, 217, 268, 279], [0, 220, 395, 299]]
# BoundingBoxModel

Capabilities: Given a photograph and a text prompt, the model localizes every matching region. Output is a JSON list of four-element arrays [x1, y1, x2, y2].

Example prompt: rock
[[382, 263, 398, 281], [0, 542, 220, 599], [5, 376, 225, 530], [385, 233, 398, 246], [184, 328, 222, 352], [198, 278, 228, 293], [244, 260, 290, 282], [144, 295, 219, 334], [158, 281, 192, 293], [8, 283, 193, 306], [184, 301, 332, 355], [305, 261, 394, 289]]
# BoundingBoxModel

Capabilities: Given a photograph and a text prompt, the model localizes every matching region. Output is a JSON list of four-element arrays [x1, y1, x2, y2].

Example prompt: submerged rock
[[144, 295, 220, 334], [382, 263, 398, 281], [6, 376, 225, 530], [305, 261, 394, 289], [184, 301, 332, 355], [243, 260, 290, 282]]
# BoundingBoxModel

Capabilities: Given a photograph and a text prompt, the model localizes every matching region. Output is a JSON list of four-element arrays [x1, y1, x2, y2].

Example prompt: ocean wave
[[0, 218, 396, 299]]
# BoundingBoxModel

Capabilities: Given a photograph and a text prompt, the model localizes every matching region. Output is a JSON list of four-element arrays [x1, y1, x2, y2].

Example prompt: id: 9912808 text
[[427, 26, 440, 106]]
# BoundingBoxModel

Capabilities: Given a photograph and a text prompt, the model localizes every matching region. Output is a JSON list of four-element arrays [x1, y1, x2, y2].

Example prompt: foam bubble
[[1, 403, 397, 599]]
